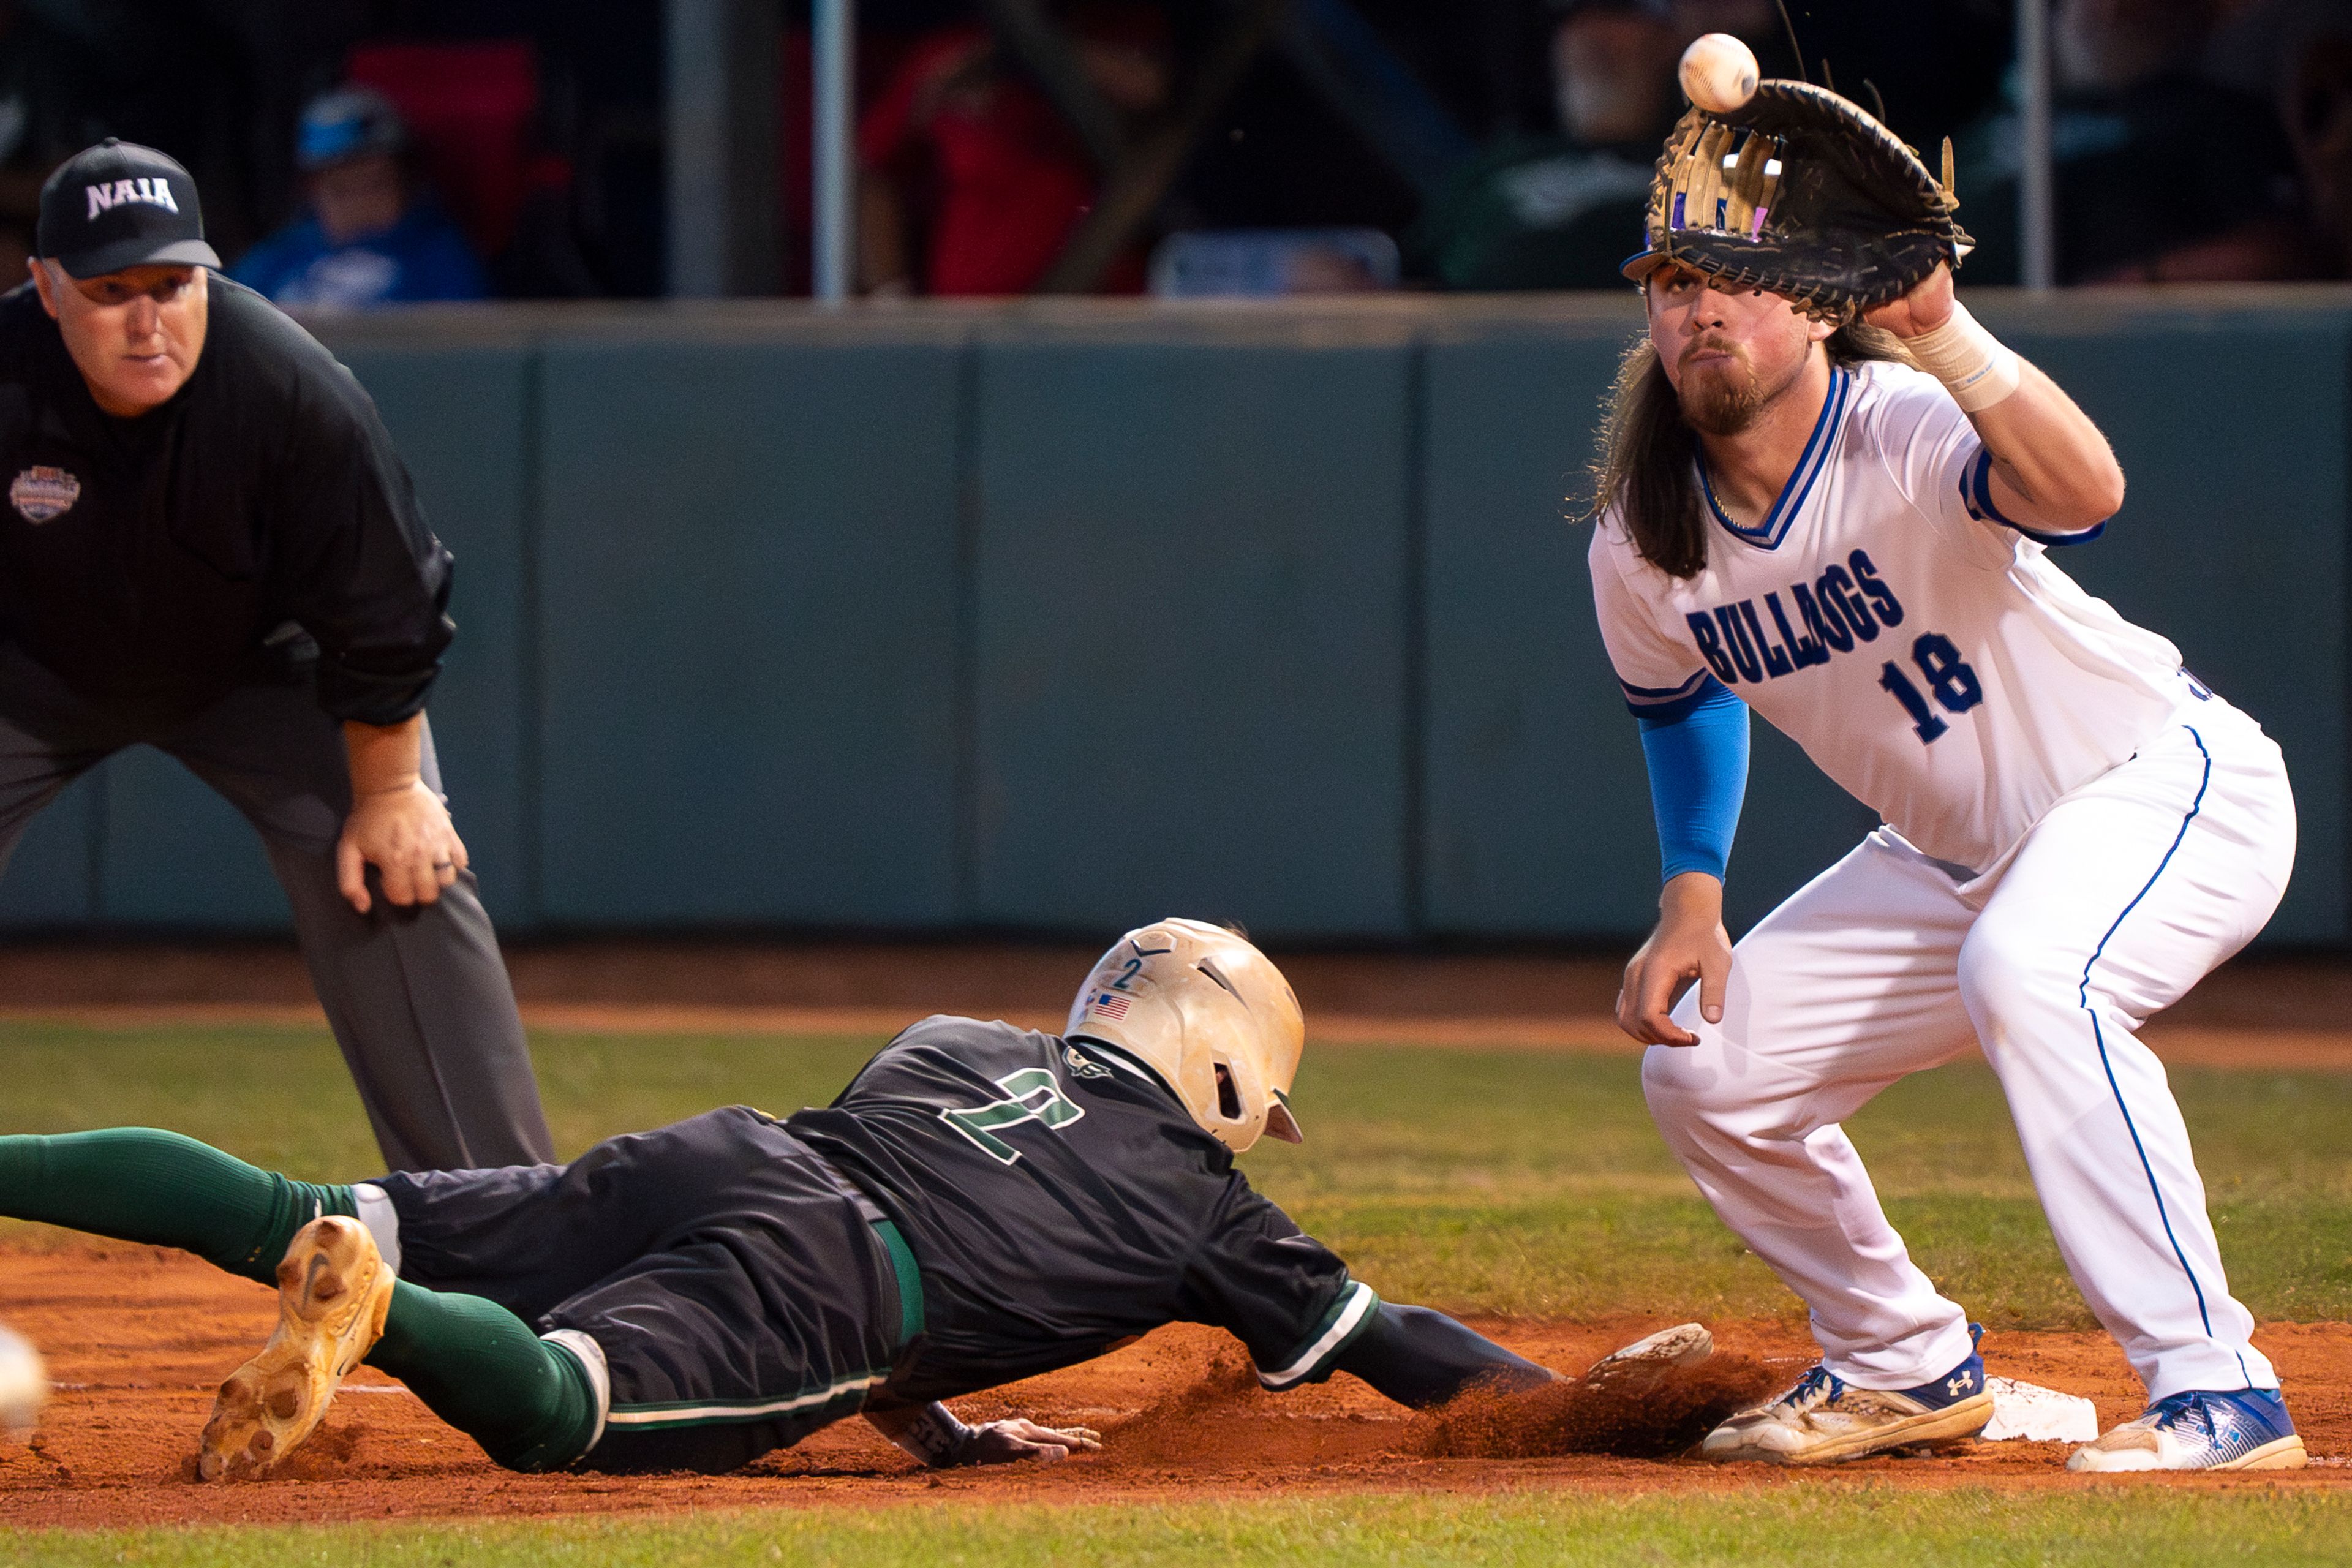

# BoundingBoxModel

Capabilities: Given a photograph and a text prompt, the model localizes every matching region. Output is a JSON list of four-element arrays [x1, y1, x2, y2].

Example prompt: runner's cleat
[[1700, 1331, 1992, 1465], [2066, 1388, 2307, 1473], [197, 1216, 393, 1481]]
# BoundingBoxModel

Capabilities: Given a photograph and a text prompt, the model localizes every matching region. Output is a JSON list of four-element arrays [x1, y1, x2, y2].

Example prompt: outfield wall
[[3, 289, 2343, 945]]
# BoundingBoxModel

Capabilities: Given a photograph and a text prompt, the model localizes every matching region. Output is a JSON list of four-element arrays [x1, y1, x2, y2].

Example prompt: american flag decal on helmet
[[1090, 992, 1132, 1019]]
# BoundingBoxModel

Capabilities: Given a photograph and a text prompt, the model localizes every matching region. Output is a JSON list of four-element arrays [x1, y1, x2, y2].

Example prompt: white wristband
[[1901, 301, 2021, 412]]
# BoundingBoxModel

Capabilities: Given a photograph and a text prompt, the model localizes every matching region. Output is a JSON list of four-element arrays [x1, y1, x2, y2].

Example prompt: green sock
[[369, 1281, 600, 1472], [0, 1131, 595, 1471], [0, 1129, 352, 1286]]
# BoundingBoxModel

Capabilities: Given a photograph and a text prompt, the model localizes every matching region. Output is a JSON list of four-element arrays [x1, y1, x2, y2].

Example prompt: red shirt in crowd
[[859, 24, 1147, 296]]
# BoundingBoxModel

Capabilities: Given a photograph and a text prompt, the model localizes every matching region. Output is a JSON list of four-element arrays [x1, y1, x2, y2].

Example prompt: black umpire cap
[[37, 138, 221, 279]]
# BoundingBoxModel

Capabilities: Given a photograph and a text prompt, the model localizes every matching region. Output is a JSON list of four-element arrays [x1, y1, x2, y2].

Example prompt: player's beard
[[1676, 337, 1804, 435]]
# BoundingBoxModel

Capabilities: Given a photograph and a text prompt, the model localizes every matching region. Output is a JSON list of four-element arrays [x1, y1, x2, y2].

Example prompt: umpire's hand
[[338, 717, 469, 914], [339, 778, 469, 914]]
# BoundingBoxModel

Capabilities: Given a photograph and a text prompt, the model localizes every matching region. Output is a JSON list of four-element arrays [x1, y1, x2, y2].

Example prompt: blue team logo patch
[[10, 466, 80, 524]]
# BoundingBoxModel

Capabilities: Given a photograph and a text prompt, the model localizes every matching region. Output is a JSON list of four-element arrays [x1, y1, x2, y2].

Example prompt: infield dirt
[[1, 1241, 2345, 1529], [4, 944, 2348, 1526]]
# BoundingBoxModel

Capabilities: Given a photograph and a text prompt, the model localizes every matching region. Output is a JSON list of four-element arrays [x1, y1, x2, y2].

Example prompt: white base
[[1981, 1377, 2098, 1443]]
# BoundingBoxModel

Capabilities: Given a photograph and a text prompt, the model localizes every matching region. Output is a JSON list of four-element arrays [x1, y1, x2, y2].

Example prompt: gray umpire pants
[[0, 647, 554, 1173]]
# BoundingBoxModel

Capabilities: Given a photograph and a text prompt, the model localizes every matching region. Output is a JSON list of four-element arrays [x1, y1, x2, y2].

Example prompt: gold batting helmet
[[1066, 918, 1305, 1153]]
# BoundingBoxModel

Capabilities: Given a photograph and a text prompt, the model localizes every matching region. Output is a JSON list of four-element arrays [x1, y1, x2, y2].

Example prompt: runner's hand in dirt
[[965, 1418, 1104, 1464], [867, 1401, 1102, 1466]]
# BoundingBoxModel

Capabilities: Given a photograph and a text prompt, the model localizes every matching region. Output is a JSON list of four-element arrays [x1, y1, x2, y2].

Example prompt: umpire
[[0, 138, 552, 1172]]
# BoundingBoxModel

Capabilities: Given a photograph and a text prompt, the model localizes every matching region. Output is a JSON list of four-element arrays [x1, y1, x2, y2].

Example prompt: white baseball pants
[[1645, 690, 2294, 1400]]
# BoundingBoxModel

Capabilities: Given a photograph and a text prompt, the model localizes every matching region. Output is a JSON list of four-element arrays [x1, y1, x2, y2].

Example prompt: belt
[[813, 1152, 926, 1351]]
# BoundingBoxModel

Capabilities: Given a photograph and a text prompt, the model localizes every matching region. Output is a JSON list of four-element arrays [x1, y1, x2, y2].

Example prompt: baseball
[[1679, 32, 1759, 114], [0, 1322, 48, 1442]]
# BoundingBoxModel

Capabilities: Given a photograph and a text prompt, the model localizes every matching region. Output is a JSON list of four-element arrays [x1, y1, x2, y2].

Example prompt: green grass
[[2, 1489, 2348, 1566], [2, 1020, 2350, 1326], [1272, 1042, 2352, 1325]]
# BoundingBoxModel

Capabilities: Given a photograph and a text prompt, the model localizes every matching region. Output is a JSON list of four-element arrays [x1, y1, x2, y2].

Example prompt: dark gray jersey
[[786, 1016, 1374, 1405]]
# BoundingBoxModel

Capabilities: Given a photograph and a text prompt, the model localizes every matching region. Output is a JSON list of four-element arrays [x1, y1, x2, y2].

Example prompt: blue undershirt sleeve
[[1635, 677, 1749, 883]]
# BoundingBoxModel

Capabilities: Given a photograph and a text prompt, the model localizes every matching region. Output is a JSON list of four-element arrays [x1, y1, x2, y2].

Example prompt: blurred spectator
[[233, 86, 488, 309], [0, 1, 99, 287], [2210, 0, 2352, 271], [858, 2, 1168, 296], [2207, 0, 2352, 100], [343, 40, 601, 300], [1668, 0, 1777, 37], [1148, 228, 1400, 296], [1956, 0, 2320, 283], [1408, 0, 1683, 290], [2287, 25, 2352, 270]]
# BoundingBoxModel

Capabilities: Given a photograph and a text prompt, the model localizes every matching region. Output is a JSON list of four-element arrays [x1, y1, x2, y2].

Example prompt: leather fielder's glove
[[1621, 81, 1971, 320]]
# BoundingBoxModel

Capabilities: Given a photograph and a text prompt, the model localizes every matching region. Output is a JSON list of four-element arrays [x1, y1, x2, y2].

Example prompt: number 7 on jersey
[[940, 1068, 1086, 1163]]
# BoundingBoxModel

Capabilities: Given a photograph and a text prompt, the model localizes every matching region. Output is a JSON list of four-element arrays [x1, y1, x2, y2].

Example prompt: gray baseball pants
[[0, 648, 554, 1172]]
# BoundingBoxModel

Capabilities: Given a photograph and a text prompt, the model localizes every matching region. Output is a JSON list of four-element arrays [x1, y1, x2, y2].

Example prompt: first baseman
[[0, 138, 550, 1172], [1593, 83, 2304, 1470], [0, 921, 1558, 1477]]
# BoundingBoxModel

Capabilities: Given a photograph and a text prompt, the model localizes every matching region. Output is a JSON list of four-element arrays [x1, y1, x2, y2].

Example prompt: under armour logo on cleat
[[1948, 1371, 1977, 1396]]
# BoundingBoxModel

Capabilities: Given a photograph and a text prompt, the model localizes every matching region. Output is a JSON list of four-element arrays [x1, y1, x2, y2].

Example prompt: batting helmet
[[1066, 919, 1305, 1154]]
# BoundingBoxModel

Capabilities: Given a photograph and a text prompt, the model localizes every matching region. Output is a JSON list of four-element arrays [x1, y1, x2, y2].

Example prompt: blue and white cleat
[[1700, 1332, 1993, 1465], [2067, 1389, 2307, 1473]]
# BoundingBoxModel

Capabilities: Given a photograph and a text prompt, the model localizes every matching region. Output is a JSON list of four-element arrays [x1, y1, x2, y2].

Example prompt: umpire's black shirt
[[0, 274, 453, 725], [788, 1016, 1378, 1406]]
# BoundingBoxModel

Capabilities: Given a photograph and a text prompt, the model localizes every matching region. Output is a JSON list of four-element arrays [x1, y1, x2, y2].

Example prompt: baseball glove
[[1620, 81, 1971, 320]]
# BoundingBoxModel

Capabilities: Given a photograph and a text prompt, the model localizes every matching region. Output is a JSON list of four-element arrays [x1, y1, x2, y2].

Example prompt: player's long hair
[[1587, 323, 1911, 579]]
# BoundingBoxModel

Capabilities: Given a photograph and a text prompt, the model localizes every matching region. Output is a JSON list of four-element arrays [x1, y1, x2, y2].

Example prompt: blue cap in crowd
[[298, 86, 408, 173]]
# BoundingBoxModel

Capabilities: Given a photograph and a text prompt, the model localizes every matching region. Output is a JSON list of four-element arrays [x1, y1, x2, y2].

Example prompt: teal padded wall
[[0, 771, 97, 927], [1421, 322, 1655, 935], [93, 748, 288, 926], [331, 339, 536, 928], [5, 292, 2345, 946], [1977, 296, 2350, 943], [970, 322, 1417, 938], [532, 322, 965, 927]]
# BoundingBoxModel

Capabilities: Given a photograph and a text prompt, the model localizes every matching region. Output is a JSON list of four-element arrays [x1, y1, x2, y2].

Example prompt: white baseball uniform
[[1590, 358, 2295, 1399]]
